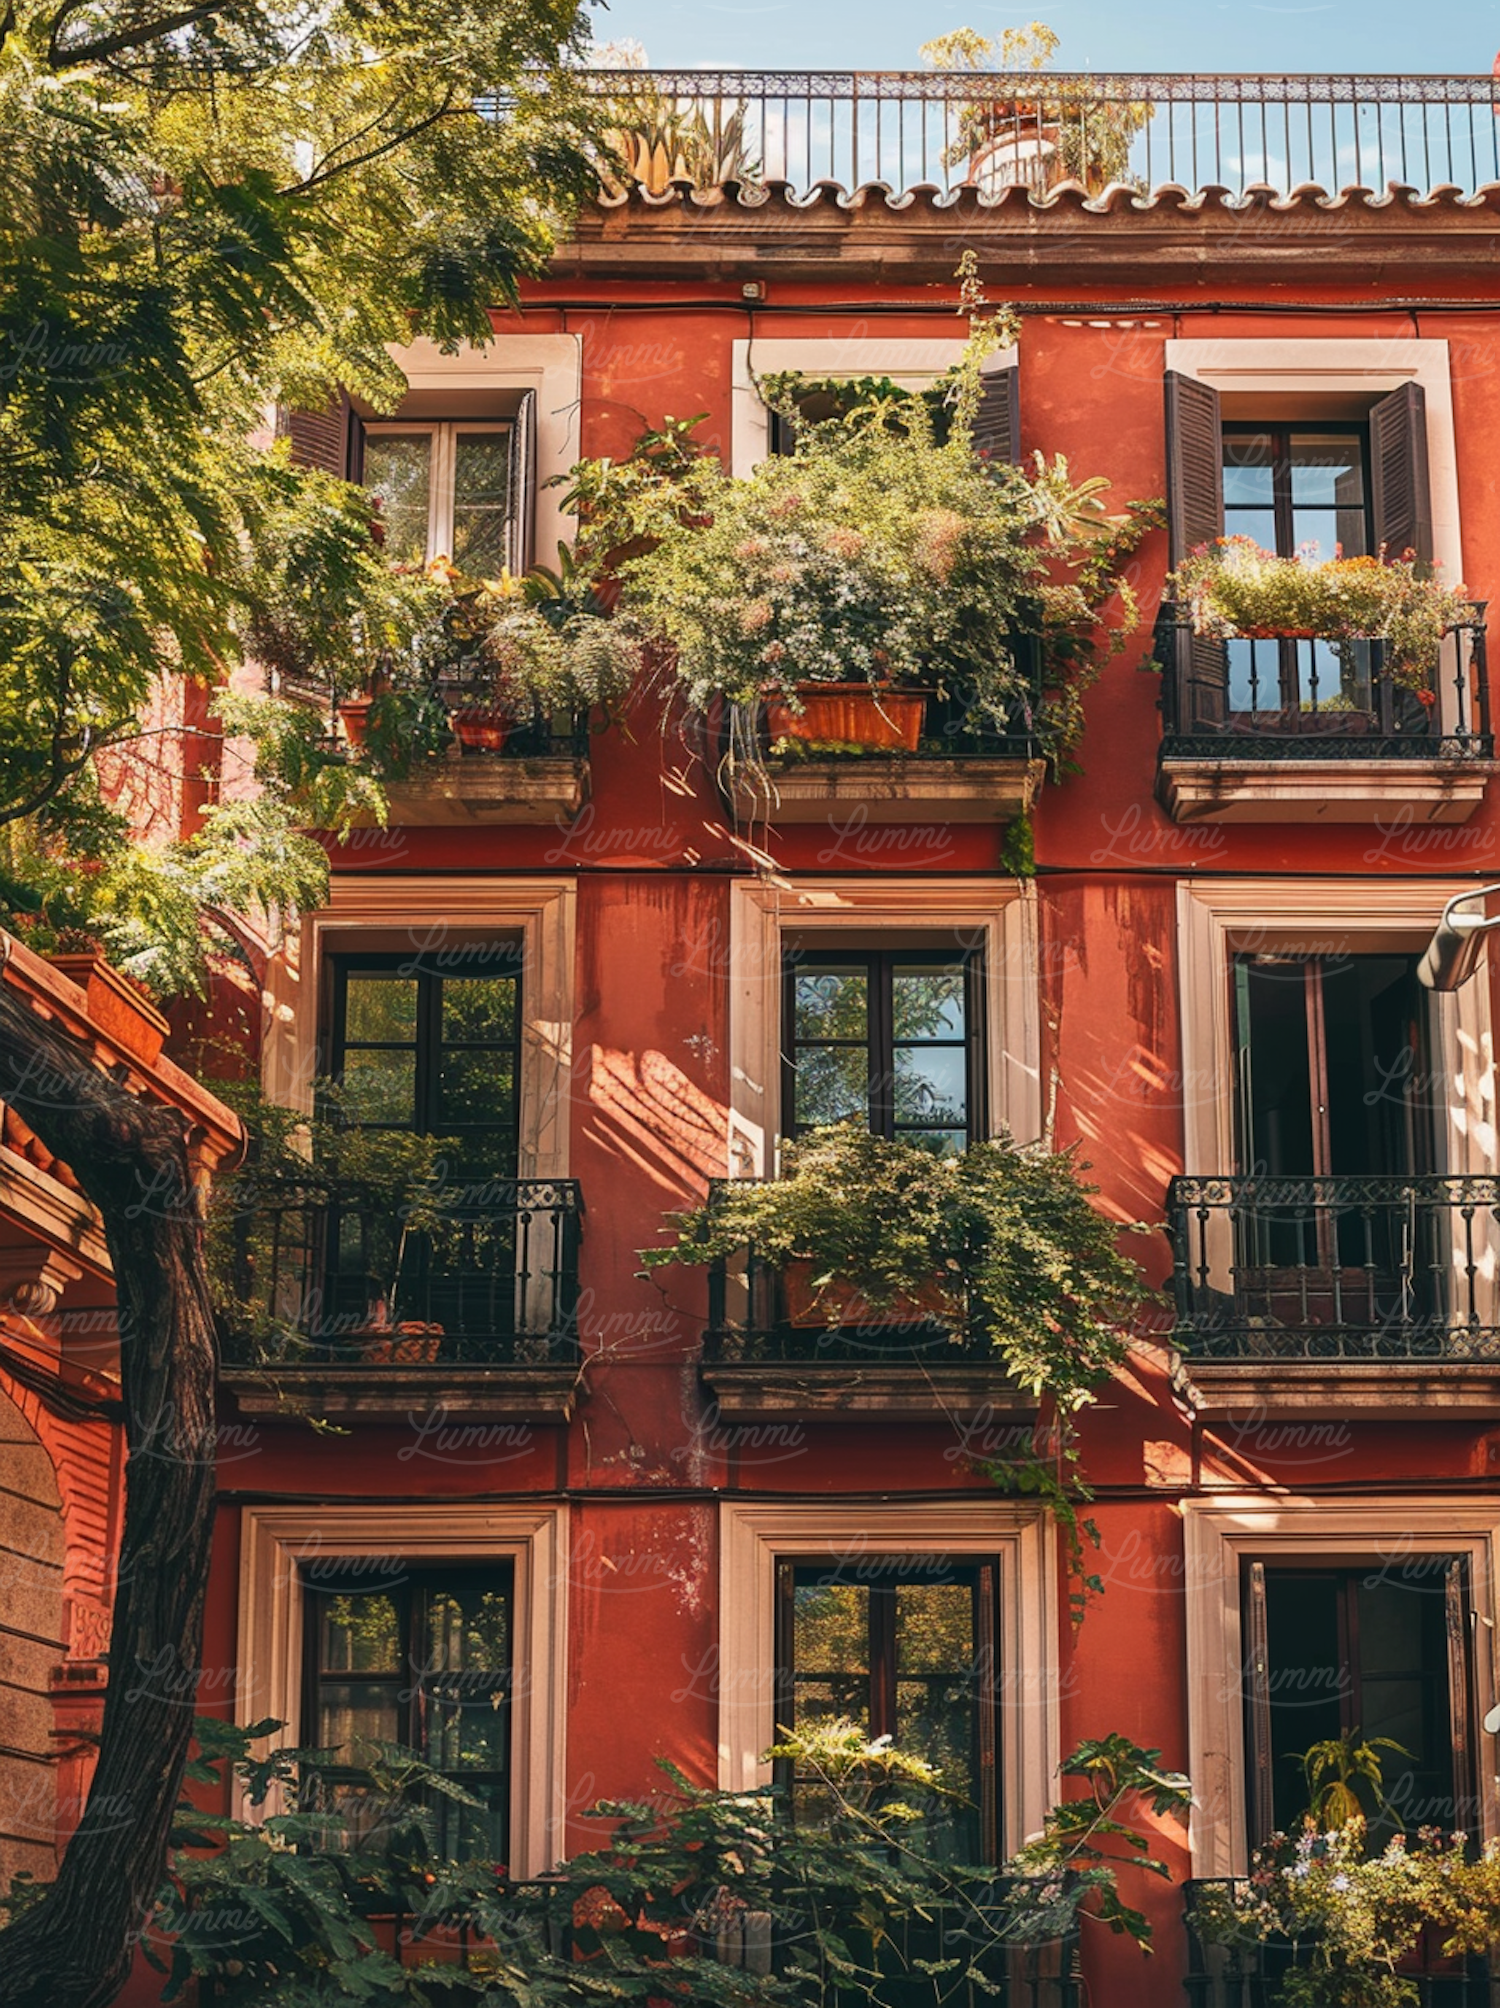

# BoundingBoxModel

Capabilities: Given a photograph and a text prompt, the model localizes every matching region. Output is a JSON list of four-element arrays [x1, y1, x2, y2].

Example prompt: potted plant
[[1168, 537, 1474, 697], [640, 1121, 1147, 1410]]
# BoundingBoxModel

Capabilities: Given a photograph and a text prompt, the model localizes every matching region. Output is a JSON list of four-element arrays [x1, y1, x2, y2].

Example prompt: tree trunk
[[0, 984, 221, 2008]]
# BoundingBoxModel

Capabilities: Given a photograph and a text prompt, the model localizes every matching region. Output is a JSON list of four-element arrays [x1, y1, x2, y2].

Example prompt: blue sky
[[586, 0, 1497, 77]]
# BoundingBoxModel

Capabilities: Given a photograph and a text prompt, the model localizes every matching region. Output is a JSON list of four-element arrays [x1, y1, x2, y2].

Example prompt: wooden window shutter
[[973, 363, 1020, 467], [1369, 381, 1433, 567], [506, 390, 537, 575], [1444, 1556, 1477, 1833], [1244, 1561, 1275, 1848], [279, 390, 356, 479], [1164, 370, 1228, 727]]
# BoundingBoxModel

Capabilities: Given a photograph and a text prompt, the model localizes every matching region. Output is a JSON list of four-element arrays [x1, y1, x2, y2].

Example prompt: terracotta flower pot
[[359, 1321, 444, 1364], [781, 1258, 953, 1330], [338, 695, 375, 746], [452, 708, 512, 753], [763, 684, 926, 753], [46, 953, 169, 1065]]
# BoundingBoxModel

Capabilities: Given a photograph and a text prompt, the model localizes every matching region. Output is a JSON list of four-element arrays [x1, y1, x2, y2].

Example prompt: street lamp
[[1417, 883, 1500, 991]]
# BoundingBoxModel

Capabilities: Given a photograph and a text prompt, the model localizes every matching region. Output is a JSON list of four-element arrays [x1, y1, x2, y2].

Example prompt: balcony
[[1184, 1880, 1490, 2007], [355, 711, 592, 828], [1168, 1174, 1500, 1416], [700, 1184, 1031, 1421], [720, 648, 1046, 829], [218, 1178, 583, 1420], [1154, 606, 1494, 823], [571, 69, 1500, 204]]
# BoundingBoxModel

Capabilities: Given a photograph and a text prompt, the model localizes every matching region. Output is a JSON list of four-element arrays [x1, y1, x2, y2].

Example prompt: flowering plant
[[1168, 537, 1473, 695], [1192, 1820, 1473, 2008]]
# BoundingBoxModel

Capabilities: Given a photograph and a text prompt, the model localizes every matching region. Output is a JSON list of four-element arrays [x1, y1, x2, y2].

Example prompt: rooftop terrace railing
[[574, 69, 1500, 204]]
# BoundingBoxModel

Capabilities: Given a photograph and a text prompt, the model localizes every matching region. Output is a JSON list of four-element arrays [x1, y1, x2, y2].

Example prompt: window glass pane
[[1222, 437, 1275, 505], [794, 966, 868, 1041], [364, 434, 432, 566], [792, 1578, 870, 1729], [794, 1046, 869, 1129], [892, 965, 966, 1041], [894, 1046, 967, 1130], [320, 1590, 402, 1672], [895, 1580, 979, 1856], [421, 1583, 511, 1772], [1227, 637, 1276, 714], [344, 975, 419, 1045], [1291, 510, 1342, 563], [316, 1679, 402, 1751], [1224, 507, 1274, 548], [437, 1050, 515, 1130], [442, 974, 518, 1045], [340, 1048, 417, 1127], [1289, 434, 1365, 507], [451, 434, 513, 575]]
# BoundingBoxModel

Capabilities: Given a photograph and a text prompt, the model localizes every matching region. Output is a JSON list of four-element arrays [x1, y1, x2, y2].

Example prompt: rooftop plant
[[1168, 537, 1473, 697]]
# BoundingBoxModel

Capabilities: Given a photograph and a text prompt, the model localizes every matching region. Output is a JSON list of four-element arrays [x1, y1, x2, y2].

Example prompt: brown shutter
[[1244, 1561, 1275, 1848], [1164, 371, 1228, 727], [1445, 1556, 1476, 1835], [973, 362, 1021, 467], [278, 390, 356, 479], [1369, 381, 1433, 567], [506, 389, 537, 575]]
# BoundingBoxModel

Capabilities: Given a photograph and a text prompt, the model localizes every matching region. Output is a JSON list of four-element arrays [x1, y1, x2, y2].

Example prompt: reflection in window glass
[[452, 435, 513, 574], [363, 434, 432, 566]]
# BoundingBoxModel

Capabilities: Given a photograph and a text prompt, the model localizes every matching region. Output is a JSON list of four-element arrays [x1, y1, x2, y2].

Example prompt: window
[[1244, 1558, 1473, 1847], [775, 1556, 1000, 1862], [363, 417, 531, 575], [1233, 952, 1428, 1181], [326, 950, 523, 1339], [781, 948, 983, 1153], [304, 1564, 512, 1861]]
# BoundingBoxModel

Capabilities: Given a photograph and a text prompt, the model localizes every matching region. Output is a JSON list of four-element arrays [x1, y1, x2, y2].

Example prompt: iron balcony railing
[[701, 1178, 991, 1366], [1156, 604, 1491, 762], [219, 1178, 583, 1366], [1168, 1174, 1500, 1362], [1184, 1879, 1491, 2007], [573, 69, 1500, 204]]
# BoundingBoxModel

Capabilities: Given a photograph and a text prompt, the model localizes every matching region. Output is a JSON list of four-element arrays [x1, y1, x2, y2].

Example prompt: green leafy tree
[[0, 1, 606, 1999]]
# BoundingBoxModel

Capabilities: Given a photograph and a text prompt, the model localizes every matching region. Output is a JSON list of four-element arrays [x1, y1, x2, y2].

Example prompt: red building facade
[[15, 68, 1500, 2006]]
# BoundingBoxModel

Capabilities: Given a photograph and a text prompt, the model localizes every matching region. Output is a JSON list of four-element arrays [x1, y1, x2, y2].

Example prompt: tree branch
[[49, 0, 227, 66], [0, 978, 226, 2008]]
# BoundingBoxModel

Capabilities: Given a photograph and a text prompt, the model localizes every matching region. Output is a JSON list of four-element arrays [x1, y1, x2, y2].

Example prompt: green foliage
[[551, 414, 721, 577], [1194, 1820, 1475, 2008], [103, 1716, 1182, 2004], [641, 1122, 1149, 1414], [1296, 1731, 1411, 1835], [1168, 538, 1472, 694]]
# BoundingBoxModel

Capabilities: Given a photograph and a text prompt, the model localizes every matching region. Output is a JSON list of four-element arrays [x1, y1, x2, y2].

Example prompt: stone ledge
[[731, 756, 1046, 825], [222, 1364, 579, 1421], [358, 755, 589, 827], [701, 1361, 1034, 1420], [1173, 1356, 1500, 1419], [1157, 756, 1495, 825]]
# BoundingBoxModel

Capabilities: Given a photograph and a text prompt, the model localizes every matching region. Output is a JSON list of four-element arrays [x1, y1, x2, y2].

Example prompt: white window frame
[[363, 420, 514, 567], [726, 876, 1040, 1178], [1182, 1493, 1500, 1879], [235, 1502, 569, 1877], [730, 337, 1007, 476], [260, 875, 577, 1180], [717, 1498, 1058, 1856]]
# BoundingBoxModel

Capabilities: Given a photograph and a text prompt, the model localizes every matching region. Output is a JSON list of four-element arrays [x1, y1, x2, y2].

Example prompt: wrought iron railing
[[1155, 604, 1491, 761], [701, 1179, 991, 1365], [572, 69, 1500, 203], [1168, 1174, 1500, 1361], [218, 1178, 583, 1366], [1183, 1879, 1491, 2006]]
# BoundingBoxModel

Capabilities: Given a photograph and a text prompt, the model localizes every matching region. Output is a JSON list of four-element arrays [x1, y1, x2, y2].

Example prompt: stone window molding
[[1182, 1493, 1500, 1879], [235, 1502, 569, 1878], [261, 874, 577, 1180], [717, 1498, 1058, 1854], [726, 876, 1041, 1177], [1175, 876, 1495, 1182]]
